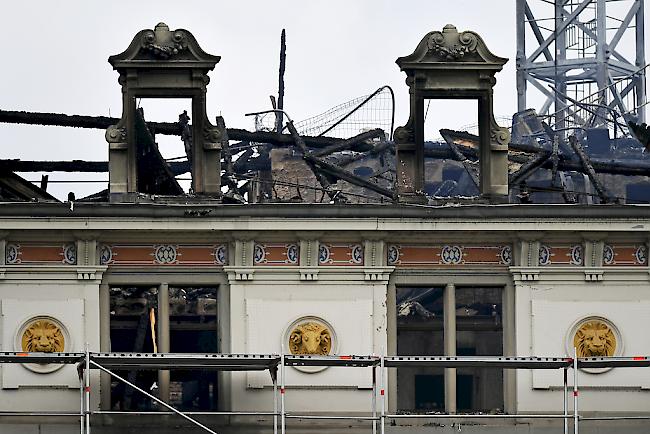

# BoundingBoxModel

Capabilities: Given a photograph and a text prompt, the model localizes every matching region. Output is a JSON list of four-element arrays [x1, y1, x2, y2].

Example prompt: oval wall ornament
[[567, 316, 622, 374], [283, 316, 337, 373], [15, 316, 70, 373]]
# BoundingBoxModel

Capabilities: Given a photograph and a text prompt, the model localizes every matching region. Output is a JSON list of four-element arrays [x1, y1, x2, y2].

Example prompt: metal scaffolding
[[1, 351, 649, 434], [516, 0, 647, 134]]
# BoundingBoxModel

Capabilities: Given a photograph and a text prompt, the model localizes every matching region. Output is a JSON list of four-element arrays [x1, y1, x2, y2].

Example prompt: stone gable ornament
[[106, 23, 225, 201], [394, 25, 510, 203]]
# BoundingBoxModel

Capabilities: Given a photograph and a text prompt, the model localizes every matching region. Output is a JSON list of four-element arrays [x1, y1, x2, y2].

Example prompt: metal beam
[[526, 0, 593, 63], [608, 1, 640, 52]]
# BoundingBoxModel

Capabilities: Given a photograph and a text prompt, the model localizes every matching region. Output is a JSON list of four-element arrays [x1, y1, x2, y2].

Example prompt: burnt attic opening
[[106, 23, 224, 202]]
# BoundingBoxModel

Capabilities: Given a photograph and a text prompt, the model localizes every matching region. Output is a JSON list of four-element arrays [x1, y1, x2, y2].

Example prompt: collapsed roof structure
[[0, 20, 649, 206]]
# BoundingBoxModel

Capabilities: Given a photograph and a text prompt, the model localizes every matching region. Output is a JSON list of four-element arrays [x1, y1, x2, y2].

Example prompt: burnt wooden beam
[[304, 153, 396, 200], [443, 136, 480, 188], [286, 121, 344, 203], [629, 121, 650, 150], [0, 159, 191, 175], [0, 110, 358, 149], [0, 110, 122, 131], [0, 170, 60, 202], [424, 141, 650, 177], [6, 143, 650, 179], [0, 160, 109, 172], [568, 135, 611, 203], [508, 151, 551, 185], [276, 29, 286, 132], [312, 129, 385, 157]]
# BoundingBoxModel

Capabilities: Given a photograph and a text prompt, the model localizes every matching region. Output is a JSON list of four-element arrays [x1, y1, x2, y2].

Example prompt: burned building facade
[[0, 23, 649, 434]]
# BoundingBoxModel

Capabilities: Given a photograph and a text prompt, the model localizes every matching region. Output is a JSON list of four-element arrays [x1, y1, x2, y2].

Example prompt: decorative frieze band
[[5, 243, 77, 265], [98, 244, 227, 266], [602, 244, 647, 266], [386, 244, 512, 267], [4, 240, 648, 270], [254, 243, 299, 266], [538, 244, 584, 266], [318, 244, 363, 266]]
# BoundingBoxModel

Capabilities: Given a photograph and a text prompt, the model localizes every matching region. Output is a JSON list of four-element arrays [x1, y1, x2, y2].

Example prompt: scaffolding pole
[[562, 368, 569, 434], [84, 348, 90, 434], [380, 354, 385, 434], [281, 353, 285, 434], [574, 348, 579, 434]]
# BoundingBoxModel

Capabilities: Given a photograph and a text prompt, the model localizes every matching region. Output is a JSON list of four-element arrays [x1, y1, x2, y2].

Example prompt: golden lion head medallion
[[288, 321, 332, 355], [573, 319, 616, 357], [21, 319, 65, 353]]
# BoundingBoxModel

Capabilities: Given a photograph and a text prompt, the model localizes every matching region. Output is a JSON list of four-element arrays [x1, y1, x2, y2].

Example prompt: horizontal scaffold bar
[[0, 352, 648, 370]]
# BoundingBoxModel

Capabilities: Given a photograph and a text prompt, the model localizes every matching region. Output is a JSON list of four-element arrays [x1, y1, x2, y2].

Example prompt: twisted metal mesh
[[253, 86, 395, 140]]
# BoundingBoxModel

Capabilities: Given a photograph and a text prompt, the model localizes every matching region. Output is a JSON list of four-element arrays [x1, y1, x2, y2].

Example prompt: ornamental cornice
[[396, 24, 507, 71]]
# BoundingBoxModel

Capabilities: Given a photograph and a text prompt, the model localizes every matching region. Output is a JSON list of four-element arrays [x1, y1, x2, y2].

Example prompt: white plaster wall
[[514, 270, 650, 413], [0, 275, 101, 412], [227, 268, 388, 412]]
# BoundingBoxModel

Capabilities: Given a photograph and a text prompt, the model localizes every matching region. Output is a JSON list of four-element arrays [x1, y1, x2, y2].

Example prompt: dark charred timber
[[423, 141, 650, 177], [568, 135, 611, 203], [304, 153, 396, 200], [0, 160, 191, 176], [276, 29, 286, 133], [133, 110, 184, 195], [330, 141, 394, 167], [508, 152, 551, 185], [0, 110, 359, 149], [629, 121, 650, 150], [0, 170, 60, 202], [0, 160, 109, 172], [439, 128, 552, 154], [7, 143, 650, 179], [444, 139, 480, 188], [0, 110, 122, 131], [298, 128, 395, 200], [550, 137, 560, 186], [312, 129, 385, 157], [232, 149, 255, 173], [286, 121, 343, 203]]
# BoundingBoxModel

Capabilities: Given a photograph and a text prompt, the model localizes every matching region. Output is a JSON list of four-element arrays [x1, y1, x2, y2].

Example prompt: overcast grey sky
[[1, 0, 647, 199]]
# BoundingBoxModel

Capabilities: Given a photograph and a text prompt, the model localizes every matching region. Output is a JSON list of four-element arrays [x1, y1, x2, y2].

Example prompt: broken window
[[136, 98, 193, 193], [396, 287, 444, 411], [455, 287, 503, 412], [395, 285, 504, 413], [168, 287, 218, 410], [108, 285, 219, 411], [423, 100, 480, 197], [109, 286, 159, 410]]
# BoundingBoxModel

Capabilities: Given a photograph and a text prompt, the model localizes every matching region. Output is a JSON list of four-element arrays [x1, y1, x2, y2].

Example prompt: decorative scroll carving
[[141, 23, 188, 59], [289, 321, 332, 355], [427, 25, 479, 61], [393, 125, 414, 144], [573, 319, 617, 357], [490, 117, 511, 147], [21, 319, 65, 353], [105, 126, 126, 143]]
